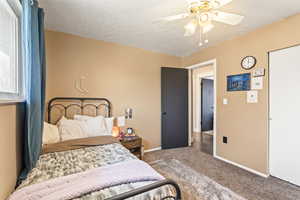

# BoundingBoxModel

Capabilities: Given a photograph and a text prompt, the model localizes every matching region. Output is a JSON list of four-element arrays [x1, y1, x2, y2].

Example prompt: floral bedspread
[[18, 143, 174, 200]]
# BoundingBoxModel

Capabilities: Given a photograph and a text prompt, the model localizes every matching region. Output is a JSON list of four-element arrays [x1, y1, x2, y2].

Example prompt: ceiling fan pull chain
[[204, 31, 209, 44], [199, 27, 203, 46]]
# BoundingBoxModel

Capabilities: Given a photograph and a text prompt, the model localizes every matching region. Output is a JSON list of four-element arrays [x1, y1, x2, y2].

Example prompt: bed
[[11, 97, 181, 200]]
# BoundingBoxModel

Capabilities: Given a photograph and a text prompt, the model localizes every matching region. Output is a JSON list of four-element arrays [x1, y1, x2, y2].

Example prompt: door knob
[[162, 112, 167, 115]]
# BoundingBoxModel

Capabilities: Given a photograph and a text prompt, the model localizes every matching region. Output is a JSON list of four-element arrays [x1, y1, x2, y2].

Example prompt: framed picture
[[227, 73, 251, 91]]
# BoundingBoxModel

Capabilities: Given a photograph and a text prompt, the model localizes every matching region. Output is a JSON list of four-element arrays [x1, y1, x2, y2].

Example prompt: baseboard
[[144, 147, 162, 153], [202, 131, 214, 136], [193, 128, 200, 133], [214, 155, 269, 178]]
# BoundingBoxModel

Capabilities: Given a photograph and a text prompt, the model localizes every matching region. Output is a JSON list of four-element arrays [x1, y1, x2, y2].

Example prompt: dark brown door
[[161, 67, 188, 149], [201, 78, 214, 131]]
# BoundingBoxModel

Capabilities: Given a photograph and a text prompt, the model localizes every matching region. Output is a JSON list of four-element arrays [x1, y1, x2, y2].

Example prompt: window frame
[[0, 0, 24, 103]]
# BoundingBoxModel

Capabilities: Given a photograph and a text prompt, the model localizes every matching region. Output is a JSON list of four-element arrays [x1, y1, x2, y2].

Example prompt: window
[[0, 0, 23, 101]]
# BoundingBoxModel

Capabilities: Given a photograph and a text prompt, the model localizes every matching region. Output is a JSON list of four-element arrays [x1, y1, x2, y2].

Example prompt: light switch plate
[[251, 77, 263, 90], [223, 98, 228, 105], [247, 90, 258, 103]]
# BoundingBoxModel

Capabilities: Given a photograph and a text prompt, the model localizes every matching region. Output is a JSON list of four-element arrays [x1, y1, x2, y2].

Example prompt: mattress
[[18, 143, 174, 200]]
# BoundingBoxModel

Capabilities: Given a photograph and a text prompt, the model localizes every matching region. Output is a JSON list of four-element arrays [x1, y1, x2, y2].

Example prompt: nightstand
[[120, 136, 143, 159]]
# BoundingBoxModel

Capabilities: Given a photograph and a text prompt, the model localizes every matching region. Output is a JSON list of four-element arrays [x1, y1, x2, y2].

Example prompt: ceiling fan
[[159, 0, 244, 46]]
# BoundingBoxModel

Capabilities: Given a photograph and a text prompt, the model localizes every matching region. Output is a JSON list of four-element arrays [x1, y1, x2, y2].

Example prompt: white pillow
[[84, 116, 108, 137], [74, 115, 114, 136], [43, 122, 60, 145], [73, 115, 92, 121], [104, 117, 114, 134], [58, 117, 89, 141]]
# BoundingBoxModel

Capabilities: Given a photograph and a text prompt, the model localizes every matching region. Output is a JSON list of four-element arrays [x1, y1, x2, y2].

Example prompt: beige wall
[[45, 30, 182, 150], [183, 13, 300, 174], [0, 104, 23, 200], [45, 13, 300, 174]]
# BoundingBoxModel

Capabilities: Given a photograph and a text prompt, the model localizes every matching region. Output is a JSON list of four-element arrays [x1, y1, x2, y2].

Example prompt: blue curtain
[[19, 0, 46, 182]]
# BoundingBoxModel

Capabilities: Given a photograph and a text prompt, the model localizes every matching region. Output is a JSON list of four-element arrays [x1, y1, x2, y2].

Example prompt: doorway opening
[[186, 59, 217, 156], [200, 76, 214, 154]]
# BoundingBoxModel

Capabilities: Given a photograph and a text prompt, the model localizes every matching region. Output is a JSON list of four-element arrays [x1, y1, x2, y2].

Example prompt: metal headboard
[[47, 97, 112, 124], [47, 97, 182, 200]]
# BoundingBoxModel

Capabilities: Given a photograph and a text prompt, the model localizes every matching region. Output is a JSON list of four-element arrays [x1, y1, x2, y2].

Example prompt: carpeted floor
[[150, 159, 247, 200], [144, 134, 300, 200]]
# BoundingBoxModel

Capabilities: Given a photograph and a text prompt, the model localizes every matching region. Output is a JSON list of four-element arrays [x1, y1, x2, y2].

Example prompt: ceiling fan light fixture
[[202, 22, 214, 33], [199, 13, 210, 22], [158, 0, 243, 47], [184, 19, 197, 36]]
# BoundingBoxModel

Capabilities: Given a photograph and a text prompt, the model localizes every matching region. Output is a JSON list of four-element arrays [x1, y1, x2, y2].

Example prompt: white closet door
[[269, 45, 300, 186]]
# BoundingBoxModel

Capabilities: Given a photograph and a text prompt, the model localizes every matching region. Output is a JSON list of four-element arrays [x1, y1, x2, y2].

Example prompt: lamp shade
[[112, 126, 120, 137]]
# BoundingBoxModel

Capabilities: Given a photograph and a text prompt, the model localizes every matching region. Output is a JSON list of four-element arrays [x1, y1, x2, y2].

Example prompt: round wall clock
[[241, 56, 257, 70], [127, 127, 134, 135]]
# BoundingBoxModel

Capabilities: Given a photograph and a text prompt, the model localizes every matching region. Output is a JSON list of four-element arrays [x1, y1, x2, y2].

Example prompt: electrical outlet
[[223, 136, 228, 144]]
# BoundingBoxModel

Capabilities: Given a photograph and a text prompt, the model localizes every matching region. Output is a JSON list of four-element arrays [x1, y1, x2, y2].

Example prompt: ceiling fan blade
[[186, 0, 200, 5], [214, 0, 232, 8], [157, 13, 190, 22], [213, 11, 244, 25]]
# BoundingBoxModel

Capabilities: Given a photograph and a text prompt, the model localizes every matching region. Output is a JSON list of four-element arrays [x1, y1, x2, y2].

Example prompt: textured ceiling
[[39, 0, 300, 57]]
